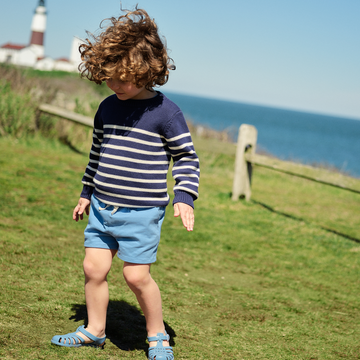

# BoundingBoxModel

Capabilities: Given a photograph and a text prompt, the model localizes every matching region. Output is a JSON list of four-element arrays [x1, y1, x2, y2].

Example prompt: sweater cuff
[[173, 190, 195, 209], [80, 185, 94, 200]]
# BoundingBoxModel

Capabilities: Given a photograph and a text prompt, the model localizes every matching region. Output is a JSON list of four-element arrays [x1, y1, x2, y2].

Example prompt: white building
[[0, 0, 81, 72]]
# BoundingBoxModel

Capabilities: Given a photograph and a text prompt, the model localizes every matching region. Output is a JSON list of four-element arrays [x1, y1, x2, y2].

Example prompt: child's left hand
[[174, 202, 194, 231]]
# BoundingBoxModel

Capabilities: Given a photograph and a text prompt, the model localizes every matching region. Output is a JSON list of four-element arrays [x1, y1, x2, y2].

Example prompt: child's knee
[[83, 256, 110, 281], [123, 265, 151, 290]]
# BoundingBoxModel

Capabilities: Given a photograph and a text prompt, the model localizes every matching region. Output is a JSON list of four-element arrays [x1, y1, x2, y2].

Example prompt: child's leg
[[123, 262, 169, 347], [80, 247, 117, 340], [52, 247, 116, 346]]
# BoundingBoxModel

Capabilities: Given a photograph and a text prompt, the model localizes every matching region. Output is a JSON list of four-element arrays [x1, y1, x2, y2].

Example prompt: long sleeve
[[80, 109, 104, 199], [164, 111, 200, 208]]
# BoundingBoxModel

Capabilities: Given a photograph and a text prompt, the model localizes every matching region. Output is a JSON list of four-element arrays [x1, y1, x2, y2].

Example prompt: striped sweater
[[80, 92, 200, 208]]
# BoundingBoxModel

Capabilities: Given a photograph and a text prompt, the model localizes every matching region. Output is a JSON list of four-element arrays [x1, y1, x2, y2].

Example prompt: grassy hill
[[0, 134, 359, 359], [0, 66, 359, 359]]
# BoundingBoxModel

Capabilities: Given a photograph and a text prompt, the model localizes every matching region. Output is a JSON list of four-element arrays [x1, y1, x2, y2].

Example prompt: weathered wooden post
[[232, 124, 258, 201]]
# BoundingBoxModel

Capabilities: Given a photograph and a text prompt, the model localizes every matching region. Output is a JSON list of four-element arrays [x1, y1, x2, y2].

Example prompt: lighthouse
[[29, 0, 47, 59], [0, 0, 79, 71]]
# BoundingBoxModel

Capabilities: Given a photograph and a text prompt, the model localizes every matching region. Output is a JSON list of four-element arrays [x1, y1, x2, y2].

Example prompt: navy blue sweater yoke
[[80, 92, 200, 208]]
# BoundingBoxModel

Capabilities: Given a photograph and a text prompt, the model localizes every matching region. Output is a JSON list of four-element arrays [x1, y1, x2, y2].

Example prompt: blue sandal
[[51, 325, 106, 348], [147, 331, 174, 360]]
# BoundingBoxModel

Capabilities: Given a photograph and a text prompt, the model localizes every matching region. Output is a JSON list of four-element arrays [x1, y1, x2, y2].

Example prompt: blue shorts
[[84, 195, 166, 264]]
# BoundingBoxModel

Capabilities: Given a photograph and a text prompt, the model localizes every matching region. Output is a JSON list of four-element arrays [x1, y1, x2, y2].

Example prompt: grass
[[0, 135, 360, 359]]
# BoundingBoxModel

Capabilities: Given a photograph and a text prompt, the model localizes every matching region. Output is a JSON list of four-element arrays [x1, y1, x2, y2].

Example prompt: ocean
[[164, 92, 360, 178]]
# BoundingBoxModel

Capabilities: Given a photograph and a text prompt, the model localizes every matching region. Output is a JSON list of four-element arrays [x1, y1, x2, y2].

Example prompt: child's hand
[[73, 197, 91, 222], [174, 202, 194, 231]]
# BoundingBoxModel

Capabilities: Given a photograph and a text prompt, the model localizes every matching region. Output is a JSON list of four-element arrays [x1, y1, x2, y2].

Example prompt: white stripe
[[173, 173, 199, 180], [168, 142, 194, 151], [96, 170, 166, 183], [172, 150, 195, 157], [177, 157, 200, 163], [90, 149, 100, 157], [104, 134, 164, 147], [172, 165, 200, 172], [83, 173, 93, 179], [173, 186, 198, 198], [96, 188, 169, 202], [103, 125, 161, 138], [100, 152, 169, 165], [165, 132, 191, 142], [82, 181, 95, 188], [99, 162, 168, 174], [175, 180, 199, 187], [102, 143, 169, 156], [94, 179, 167, 193], [85, 164, 98, 173], [93, 133, 103, 142]]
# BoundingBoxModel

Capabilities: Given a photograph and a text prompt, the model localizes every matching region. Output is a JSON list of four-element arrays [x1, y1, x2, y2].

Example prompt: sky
[[1, 0, 359, 120]]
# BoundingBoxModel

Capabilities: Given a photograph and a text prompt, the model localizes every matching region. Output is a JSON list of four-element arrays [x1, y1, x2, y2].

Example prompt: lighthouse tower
[[29, 0, 47, 59]]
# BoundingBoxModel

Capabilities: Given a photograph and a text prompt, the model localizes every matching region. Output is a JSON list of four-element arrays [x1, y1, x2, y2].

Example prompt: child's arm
[[164, 110, 199, 231], [174, 202, 194, 231], [73, 197, 91, 222], [80, 107, 104, 199]]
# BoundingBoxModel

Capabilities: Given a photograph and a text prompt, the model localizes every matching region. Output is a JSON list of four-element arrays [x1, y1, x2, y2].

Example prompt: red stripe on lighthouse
[[30, 31, 44, 46]]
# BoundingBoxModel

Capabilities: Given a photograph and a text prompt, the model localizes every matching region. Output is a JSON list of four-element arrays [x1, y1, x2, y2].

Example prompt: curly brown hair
[[79, 7, 175, 89]]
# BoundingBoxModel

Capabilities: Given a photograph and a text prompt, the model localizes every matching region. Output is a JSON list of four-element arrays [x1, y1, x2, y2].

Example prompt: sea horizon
[[164, 90, 360, 123], [164, 91, 360, 178]]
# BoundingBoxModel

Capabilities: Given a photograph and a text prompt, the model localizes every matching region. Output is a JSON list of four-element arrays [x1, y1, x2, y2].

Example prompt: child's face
[[105, 78, 155, 100]]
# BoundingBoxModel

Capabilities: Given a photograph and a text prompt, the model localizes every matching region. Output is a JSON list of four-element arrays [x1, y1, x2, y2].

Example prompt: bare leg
[[123, 262, 169, 348], [77, 247, 117, 341]]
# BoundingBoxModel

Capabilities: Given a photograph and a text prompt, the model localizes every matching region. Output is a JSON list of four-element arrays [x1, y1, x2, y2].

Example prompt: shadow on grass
[[69, 300, 176, 353], [252, 199, 360, 243]]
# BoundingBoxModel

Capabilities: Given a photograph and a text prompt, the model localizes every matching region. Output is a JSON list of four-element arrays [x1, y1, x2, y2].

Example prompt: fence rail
[[38, 103, 93, 127], [232, 124, 360, 200]]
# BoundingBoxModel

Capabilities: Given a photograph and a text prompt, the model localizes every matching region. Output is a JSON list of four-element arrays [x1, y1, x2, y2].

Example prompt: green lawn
[[0, 136, 359, 359]]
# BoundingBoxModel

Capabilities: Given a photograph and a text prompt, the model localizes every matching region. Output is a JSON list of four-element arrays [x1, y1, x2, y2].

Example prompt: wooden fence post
[[232, 124, 258, 201]]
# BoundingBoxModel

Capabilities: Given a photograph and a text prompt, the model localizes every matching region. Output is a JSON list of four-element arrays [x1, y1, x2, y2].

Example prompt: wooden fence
[[231, 124, 360, 201], [38, 105, 360, 201], [38, 103, 93, 127]]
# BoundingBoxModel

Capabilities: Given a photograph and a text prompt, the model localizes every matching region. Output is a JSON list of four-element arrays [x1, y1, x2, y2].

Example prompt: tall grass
[[0, 81, 36, 137], [0, 64, 58, 138], [0, 64, 107, 144]]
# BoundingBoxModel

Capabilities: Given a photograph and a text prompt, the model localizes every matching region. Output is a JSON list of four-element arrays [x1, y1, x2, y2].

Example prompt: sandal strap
[[148, 344, 173, 360], [66, 333, 85, 344], [77, 325, 106, 342], [147, 332, 170, 343]]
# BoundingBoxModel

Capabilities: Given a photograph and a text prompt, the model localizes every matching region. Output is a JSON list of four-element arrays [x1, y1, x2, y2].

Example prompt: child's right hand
[[73, 197, 91, 222]]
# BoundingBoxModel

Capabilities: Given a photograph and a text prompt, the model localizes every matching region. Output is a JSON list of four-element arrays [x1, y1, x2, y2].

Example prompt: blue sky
[[1, 0, 359, 119]]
